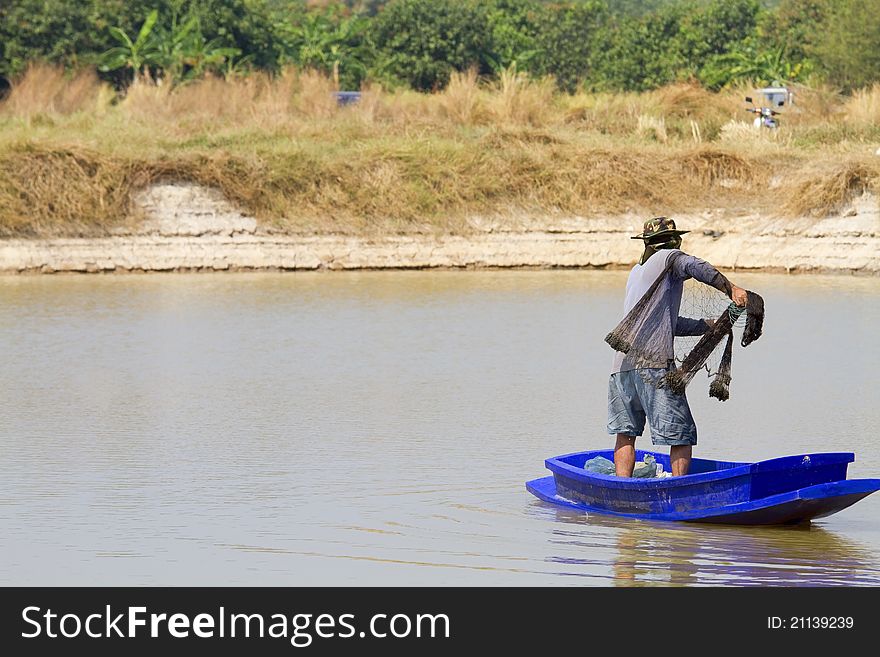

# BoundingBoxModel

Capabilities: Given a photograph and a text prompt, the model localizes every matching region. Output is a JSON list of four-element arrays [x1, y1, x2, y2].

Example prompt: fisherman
[[607, 217, 748, 478]]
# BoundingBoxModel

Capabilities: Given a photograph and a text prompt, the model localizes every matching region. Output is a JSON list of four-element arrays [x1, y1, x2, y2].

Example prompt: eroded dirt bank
[[1, 184, 877, 274]]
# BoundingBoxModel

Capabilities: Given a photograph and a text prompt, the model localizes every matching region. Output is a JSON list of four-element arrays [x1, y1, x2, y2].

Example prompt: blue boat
[[526, 449, 880, 525]]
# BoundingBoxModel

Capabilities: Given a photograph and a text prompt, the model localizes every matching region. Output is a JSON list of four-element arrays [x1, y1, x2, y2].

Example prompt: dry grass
[[719, 119, 763, 144], [782, 160, 879, 218], [439, 69, 484, 125], [1, 65, 879, 237], [788, 83, 843, 124], [486, 68, 556, 127], [0, 144, 153, 236], [117, 69, 339, 127], [560, 83, 745, 140], [1, 63, 112, 119], [436, 67, 558, 127], [844, 84, 880, 125], [676, 147, 763, 186], [636, 115, 668, 143]]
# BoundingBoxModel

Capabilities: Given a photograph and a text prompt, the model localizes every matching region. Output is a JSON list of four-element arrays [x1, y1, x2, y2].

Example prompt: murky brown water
[[1, 270, 878, 585]]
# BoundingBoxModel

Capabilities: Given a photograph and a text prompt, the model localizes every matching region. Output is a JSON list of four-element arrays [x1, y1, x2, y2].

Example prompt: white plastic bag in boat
[[583, 454, 661, 478], [632, 454, 658, 478], [583, 456, 615, 475]]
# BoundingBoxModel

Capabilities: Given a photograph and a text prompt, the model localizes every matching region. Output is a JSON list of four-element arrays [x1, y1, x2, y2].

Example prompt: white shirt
[[611, 250, 675, 373]]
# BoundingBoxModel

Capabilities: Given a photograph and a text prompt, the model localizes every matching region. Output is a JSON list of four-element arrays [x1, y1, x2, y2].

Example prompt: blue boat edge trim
[[544, 450, 857, 490], [545, 449, 752, 490]]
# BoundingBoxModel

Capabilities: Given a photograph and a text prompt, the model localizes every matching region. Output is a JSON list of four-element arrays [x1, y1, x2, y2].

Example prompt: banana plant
[[151, 9, 199, 80], [98, 10, 163, 76], [278, 11, 371, 87], [155, 11, 241, 80], [702, 44, 810, 88], [99, 8, 240, 83], [179, 36, 241, 79]]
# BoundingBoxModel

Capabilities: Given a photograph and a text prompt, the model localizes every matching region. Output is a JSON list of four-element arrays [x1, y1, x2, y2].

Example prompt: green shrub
[[371, 0, 495, 91]]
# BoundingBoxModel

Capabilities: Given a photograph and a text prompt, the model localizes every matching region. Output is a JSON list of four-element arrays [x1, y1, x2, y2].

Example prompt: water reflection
[[544, 509, 880, 586]]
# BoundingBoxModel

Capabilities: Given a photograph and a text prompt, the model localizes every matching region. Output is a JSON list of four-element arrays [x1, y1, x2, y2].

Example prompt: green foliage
[[97, 5, 242, 81], [0, 1, 279, 79], [759, 0, 826, 63], [484, 0, 546, 73], [98, 10, 164, 75], [673, 0, 762, 84], [810, 0, 880, 91], [593, 6, 687, 91], [2, 0, 880, 93], [0, 0, 120, 76], [532, 0, 611, 92], [276, 5, 373, 89], [193, 0, 283, 71], [370, 0, 495, 90], [605, 0, 710, 16], [592, 0, 763, 91], [701, 42, 809, 88]]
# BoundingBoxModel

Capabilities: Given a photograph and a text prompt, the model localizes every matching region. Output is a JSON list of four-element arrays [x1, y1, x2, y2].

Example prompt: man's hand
[[730, 284, 748, 307]]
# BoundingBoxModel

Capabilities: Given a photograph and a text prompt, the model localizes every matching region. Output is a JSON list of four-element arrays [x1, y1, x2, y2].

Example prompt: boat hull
[[526, 475, 880, 525], [526, 449, 880, 524]]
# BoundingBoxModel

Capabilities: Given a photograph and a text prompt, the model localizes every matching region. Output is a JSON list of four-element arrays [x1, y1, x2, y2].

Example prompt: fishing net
[[672, 280, 747, 392], [604, 251, 765, 401], [668, 280, 765, 400]]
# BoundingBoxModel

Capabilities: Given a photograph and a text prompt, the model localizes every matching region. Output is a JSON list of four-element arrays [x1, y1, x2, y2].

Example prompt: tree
[[594, 6, 686, 91], [277, 6, 373, 89], [485, 0, 547, 74], [99, 1, 282, 72], [371, 0, 495, 90], [98, 7, 241, 81], [760, 0, 827, 64], [671, 0, 762, 83], [700, 42, 809, 88], [810, 0, 880, 90], [0, 1, 279, 80], [192, 0, 283, 71], [533, 0, 611, 92], [0, 0, 120, 76]]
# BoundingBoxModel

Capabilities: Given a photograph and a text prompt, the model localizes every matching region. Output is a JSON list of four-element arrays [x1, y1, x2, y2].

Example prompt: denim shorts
[[607, 368, 697, 446]]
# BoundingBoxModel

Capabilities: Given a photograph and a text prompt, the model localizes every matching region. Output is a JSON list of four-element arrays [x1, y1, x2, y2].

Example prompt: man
[[607, 217, 748, 478]]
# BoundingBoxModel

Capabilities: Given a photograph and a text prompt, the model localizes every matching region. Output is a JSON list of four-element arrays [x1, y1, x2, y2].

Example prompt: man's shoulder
[[656, 248, 685, 267], [668, 249, 703, 266]]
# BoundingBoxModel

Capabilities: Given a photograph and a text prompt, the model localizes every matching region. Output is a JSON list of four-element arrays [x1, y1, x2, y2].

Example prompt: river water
[[1, 270, 878, 586]]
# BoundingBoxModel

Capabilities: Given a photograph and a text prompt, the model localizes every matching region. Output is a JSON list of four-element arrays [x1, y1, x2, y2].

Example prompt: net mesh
[[674, 278, 748, 378], [604, 251, 765, 402]]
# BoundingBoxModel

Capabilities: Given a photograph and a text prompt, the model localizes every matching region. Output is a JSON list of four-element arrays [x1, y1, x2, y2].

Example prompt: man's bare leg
[[670, 445, 692, 476], [614, 434, 636, 477]]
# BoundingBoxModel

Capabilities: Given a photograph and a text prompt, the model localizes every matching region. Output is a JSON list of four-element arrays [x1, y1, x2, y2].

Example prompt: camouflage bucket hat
[[630, 216, 690, 240]]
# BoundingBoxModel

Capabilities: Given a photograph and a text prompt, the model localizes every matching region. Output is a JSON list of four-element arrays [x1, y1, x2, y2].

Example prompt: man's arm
[[671, 252, 748, 307]]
